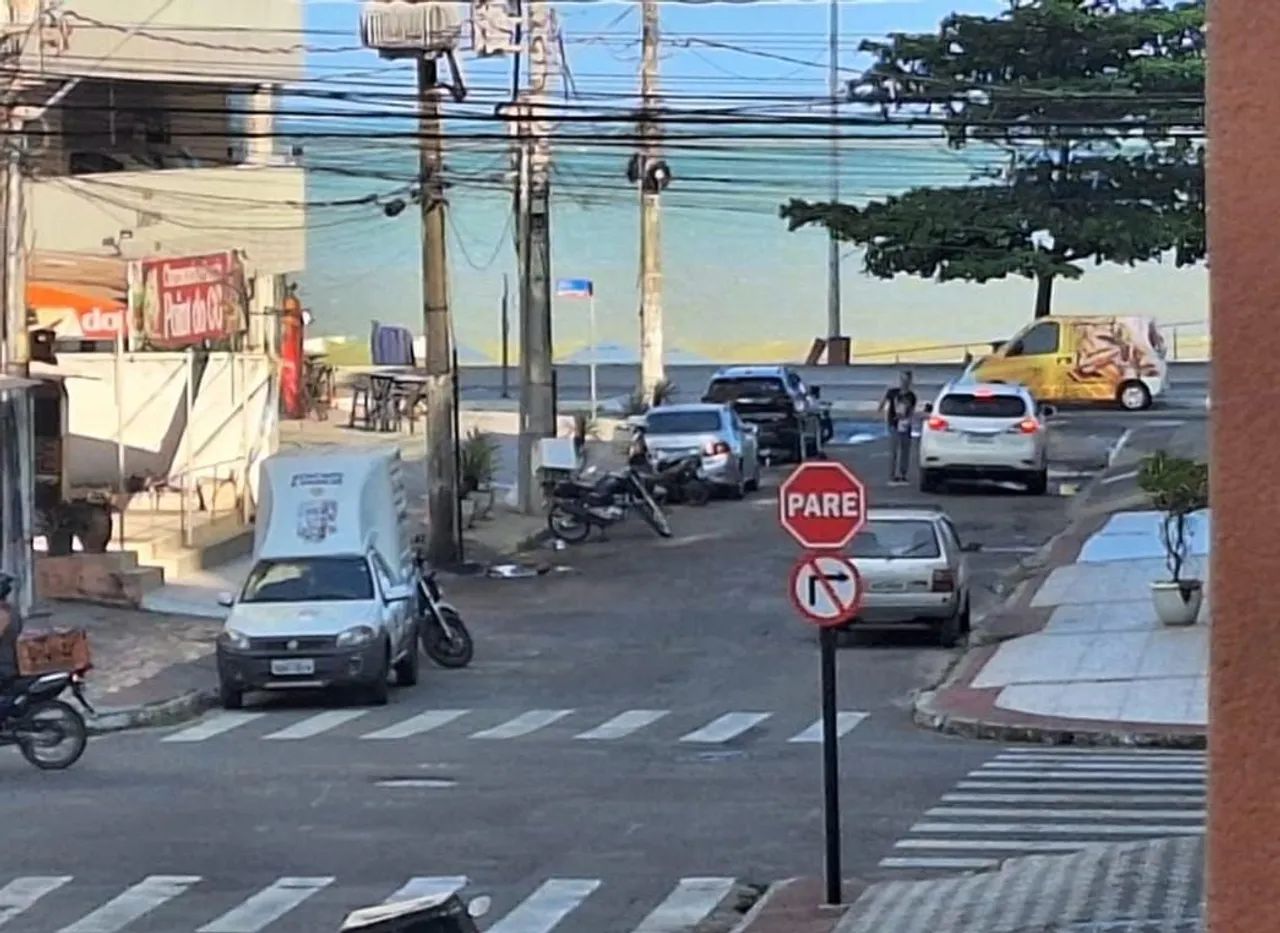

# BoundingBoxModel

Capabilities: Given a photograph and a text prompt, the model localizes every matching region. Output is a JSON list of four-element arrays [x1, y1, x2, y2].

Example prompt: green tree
[[780, 0, 1206, 319]]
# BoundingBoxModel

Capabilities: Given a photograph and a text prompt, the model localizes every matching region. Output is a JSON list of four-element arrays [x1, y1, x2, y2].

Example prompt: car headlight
[[219, 629, 250, 651], [336, 625, 377, 648]]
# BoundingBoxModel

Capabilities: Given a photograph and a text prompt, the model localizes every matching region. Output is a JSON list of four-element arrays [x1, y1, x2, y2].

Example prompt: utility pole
[[638, 0, 664, 401], [515, 0, 556, 515], [417, 56, 459, 566], [826, 0, 846, 365]]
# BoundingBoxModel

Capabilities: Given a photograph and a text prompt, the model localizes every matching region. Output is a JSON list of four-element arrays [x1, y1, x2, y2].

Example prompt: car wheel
[[938, 612, 963, 649], [920, 469, 942, 494], [368, 643, 391, 705], [1026, 469, 1049, 496], [731, 463, 747, 500], [745, 460, 760, 492], [1117, 380, 1152, 412], [219, 680, 243, 711], [393, 624, 420, 686], [791, 434, 805, 463]]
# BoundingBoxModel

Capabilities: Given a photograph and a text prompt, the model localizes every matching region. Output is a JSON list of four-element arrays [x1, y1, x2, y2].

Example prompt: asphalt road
[[0, 409, 1196, 933]]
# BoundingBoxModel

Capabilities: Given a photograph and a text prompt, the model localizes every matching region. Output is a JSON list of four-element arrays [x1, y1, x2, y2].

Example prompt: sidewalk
[[725, 838, 1203, 933]]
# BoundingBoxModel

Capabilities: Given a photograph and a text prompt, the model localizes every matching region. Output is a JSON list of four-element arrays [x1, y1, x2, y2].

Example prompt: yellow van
[[968, 315, 1168, 411]]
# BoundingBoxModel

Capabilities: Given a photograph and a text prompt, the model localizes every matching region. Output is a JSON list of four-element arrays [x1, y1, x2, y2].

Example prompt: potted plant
[[459, 428, 500, 523], [1137, 450, 1209, 626]]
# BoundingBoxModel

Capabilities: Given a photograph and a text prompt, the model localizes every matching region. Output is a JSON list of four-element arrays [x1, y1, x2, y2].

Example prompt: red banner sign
[[135, 252, 247, 348]]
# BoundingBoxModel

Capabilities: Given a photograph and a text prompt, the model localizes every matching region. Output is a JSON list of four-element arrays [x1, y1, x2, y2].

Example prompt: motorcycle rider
[[0, 573, 21, 711]]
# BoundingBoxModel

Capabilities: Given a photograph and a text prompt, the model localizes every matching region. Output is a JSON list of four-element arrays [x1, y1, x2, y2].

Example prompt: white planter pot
[[1151, 580, 1203, 626]]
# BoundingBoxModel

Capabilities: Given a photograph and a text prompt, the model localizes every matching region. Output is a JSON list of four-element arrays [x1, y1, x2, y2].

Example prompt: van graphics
[[1068, 318, 1164, 388], [297, 499, 339, 543]]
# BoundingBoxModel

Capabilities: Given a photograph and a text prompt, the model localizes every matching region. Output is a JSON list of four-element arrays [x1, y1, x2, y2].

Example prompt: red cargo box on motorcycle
[[16, 627, 91, 676]]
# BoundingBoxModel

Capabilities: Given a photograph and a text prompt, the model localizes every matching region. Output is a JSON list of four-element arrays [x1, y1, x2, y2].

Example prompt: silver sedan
[[642, 402, 762, 498]]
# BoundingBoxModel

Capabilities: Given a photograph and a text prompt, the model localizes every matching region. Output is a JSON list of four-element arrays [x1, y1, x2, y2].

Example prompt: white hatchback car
[[918, 382, 1053, 495]]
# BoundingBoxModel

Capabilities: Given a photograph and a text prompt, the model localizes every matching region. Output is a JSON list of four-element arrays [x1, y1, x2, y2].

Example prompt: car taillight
[[931, 569, 956, 592], [705, 441, 730, 456], [927, 416, 950, 431], [1014, 418, 1039, 434]]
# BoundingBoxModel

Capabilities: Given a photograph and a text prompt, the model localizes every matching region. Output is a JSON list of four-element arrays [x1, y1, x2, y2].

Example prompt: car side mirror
[[384, 583, 414, 603], [216, 591, 235, 608], [921, 402, 934, 414]]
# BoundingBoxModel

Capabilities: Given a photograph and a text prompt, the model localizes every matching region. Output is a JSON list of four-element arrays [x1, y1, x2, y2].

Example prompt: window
[[938, 394, 1029, 418], [849, 521, 941, 559], [939, 519, 962, 554], [646, 410, 723, 434], [368, 550, 398, 593], [703, 378, 787, 403], [1006, 322, 1060, 357], [240, 557, 374, 603]]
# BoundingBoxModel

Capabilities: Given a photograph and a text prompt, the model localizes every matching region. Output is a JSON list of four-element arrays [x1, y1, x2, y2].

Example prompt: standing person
[[879, 370, 918, 485]]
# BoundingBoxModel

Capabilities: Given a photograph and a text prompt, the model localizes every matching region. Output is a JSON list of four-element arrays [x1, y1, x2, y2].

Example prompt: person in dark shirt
[[879, 370, 918, 484], [0, 573, 20, 706]]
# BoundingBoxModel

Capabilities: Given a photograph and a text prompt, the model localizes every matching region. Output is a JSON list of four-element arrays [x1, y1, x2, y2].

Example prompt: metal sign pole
[[588, 291, 598, 417], [819, 624, 842, 905]]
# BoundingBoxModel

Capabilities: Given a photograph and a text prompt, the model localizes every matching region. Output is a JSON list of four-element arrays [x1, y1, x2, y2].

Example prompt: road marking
[[384, 877, 469, 903], [1107, 428, 1134, 467], [263, 711, 369, 741], [59, 875, 202, 933], [679, 712, 772, 744], [957, 781, 1204, 792], [631, 877, 736, 932], [787, 711, 868, 743], [574, 710, 669, 741], [895, 839, 1143, 853], [982, 760, 1204, 772], [0, 877, 71, 926], [162, 713, 264, 743], [376, 779, 457, 788], [975, 768, 1203, 780], [198, 877, 334, 932], [910, 822, 1204, 836], [926, 807, 1205, 820], [942, 793, 1205, 805], [994, 752, 1205, 763], [877, 857, 998, 870], [361, 709, 470, 740], [487, 879, 600, 933], [999, 746, 1202, 756], [471, 710, 574, 739]]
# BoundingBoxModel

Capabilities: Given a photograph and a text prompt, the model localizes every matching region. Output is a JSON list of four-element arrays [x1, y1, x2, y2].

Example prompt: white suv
[[918, 382, 1053, 495]]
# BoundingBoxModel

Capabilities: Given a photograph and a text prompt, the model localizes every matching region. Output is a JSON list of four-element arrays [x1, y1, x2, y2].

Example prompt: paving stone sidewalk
[[29, 601, 220, 732], [728, 838, 1204, 933]]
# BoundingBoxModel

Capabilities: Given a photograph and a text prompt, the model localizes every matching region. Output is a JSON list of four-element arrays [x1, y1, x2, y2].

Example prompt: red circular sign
[[788, 553, 864, 627], [777, 461, 868, 550]]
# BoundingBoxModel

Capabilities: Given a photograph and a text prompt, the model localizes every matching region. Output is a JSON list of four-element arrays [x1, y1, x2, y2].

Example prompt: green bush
[[459, 428, 500, 497], [1137, 451, 1209, 583]]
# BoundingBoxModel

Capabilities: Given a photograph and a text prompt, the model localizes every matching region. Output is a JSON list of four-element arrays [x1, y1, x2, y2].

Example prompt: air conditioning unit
[[360, 1, 462, 56]]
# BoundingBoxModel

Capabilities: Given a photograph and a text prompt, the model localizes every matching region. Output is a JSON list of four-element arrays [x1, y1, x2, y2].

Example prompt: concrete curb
[[86, 687, 217, 735], [727, 879, 802, 933]]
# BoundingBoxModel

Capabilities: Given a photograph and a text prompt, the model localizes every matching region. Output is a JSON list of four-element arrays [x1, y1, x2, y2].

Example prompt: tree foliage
[[780, 0, 1206, 319]]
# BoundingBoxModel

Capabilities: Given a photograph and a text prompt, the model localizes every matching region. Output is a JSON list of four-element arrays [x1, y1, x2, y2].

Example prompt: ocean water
[[298, 132, 1210, 364]]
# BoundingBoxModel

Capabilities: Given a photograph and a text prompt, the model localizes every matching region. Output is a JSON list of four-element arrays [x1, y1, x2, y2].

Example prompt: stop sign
[[778, 461, 868, 550]]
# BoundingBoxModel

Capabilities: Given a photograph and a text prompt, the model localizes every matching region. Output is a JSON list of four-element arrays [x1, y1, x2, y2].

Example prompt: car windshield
[[850, 521, 941, 559], [240, 556, 375, 603], [646, 410, 722, 434], [938, 394, 1027, 418], [704, 377, 786, 403]]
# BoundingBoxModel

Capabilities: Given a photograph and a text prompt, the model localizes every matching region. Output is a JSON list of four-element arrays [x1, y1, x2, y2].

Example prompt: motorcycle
[[411, 539, 474, 669], [649, 454, 712, 507], [0, 669, 94, 770], [546, 466, 673, 543]]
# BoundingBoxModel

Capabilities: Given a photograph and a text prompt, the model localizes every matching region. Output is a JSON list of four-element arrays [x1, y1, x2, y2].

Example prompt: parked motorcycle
[[546, 467, 673, 543], [411, 539, 474, 669], [649, 454, 712, 507]]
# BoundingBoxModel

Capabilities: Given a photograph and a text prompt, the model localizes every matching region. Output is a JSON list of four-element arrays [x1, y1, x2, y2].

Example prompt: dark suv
[[701, 365, 830, 462]]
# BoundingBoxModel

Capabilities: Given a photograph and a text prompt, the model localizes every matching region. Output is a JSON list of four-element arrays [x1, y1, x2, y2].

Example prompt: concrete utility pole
[[515, 0, 556, 515], [417, 56, 460, 566], [825, 0, 845, 364], [638, 0, 664, 401]]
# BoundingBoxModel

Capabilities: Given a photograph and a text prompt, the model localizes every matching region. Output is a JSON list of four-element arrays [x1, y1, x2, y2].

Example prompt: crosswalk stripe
[[487, 878, 600, 933], [471, 710, 574, 739], [361, 710, 469, 740], [995, 753, 1204, 764], [162, 713, 263, 743], [574, 710, 669, 741], [679, 712, 771, 744], [197, 877, 334, 932], [926, 807, 1205, 820], [631, 877, 736, 932], [787, 712, 868, 743], [970, 769, 1203, 781], [942, 793, 1205, 805], [0, 876, 71, 926], [956, 780, 1203, 792], [58, 875, 202, 933], [877, 857, 998, 870], [263, 711, 368, 741], [999, 746, 1202, 757], [384, 877, 469, 903], [895, 839, 1125, 853], [981, 761, 1204, 773], [910, 822, 1204, 836]]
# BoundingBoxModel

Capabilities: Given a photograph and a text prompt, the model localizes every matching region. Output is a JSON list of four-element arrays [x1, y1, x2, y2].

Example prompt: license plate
[[871, 581, 907, 592], [270, 658, 315, 676], [965, 434, 995, 444]]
